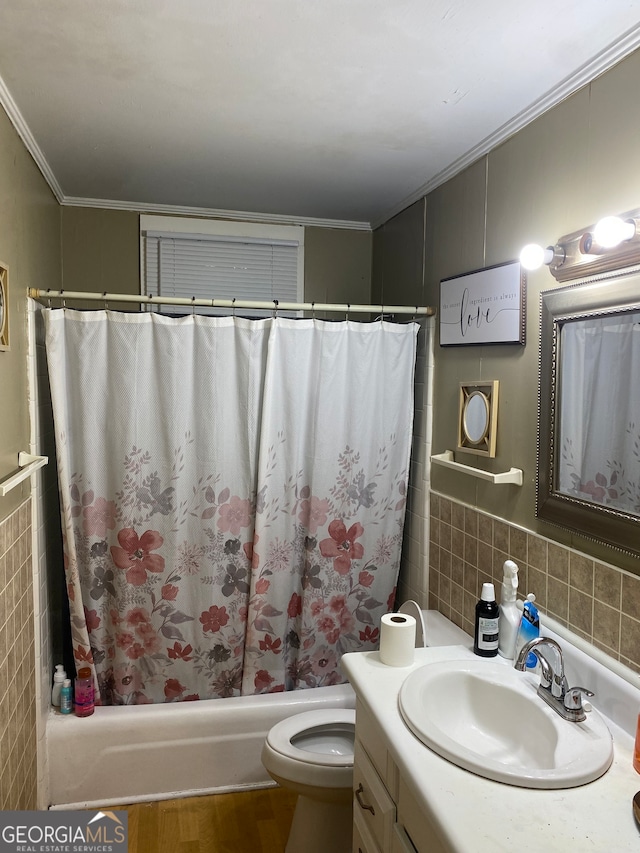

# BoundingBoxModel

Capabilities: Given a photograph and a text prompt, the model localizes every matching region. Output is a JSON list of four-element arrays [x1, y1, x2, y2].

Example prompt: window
[[140, 215, 304, 315]]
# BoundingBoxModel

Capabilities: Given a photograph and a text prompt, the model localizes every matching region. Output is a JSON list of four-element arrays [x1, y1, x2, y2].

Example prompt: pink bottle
[[74, 667, 95, 717]]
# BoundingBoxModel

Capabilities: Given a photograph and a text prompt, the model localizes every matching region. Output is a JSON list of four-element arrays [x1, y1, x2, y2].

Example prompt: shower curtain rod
[[28, 288, 435, 317]]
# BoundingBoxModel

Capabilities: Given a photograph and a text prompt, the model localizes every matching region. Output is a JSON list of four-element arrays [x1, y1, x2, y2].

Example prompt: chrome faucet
[[514, 637, 594, 722]]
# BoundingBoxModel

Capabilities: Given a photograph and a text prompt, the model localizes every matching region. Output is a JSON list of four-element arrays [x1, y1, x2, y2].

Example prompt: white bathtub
[[47, 682, 355, 809], [46, 611, 469, 809]]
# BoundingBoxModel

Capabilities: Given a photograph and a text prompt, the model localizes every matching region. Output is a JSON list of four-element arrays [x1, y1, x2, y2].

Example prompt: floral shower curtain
[[44, 309, 418, 705]]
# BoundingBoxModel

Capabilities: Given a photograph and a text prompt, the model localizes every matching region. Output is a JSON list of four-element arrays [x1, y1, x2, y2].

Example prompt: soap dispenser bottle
[[51, 664, 66, 707], [474, 582, 499, 657], [498, 560, 520, 659]]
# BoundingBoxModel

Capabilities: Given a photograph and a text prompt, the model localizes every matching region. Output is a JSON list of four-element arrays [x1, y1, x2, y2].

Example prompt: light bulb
[[592, 216, 636, 248], [519, 244, 554, 271]]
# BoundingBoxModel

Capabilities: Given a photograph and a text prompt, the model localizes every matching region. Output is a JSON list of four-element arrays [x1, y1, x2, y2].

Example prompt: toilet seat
[[265, 709, 356, 767]]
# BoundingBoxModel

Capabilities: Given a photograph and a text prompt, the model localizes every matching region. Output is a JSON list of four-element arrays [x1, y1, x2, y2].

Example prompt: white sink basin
[[398, 660, 613, 788]]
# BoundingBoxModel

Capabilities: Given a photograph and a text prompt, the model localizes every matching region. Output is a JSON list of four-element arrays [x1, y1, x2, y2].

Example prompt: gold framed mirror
[[457, 381, 499, 457]]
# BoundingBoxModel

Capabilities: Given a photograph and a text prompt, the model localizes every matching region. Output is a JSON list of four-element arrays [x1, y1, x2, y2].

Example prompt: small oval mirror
[[463, 392, 489, 444]]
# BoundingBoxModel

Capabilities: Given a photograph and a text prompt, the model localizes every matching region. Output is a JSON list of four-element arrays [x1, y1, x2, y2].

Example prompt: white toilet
[[261, 607, 470, 853], [261, 708, 356, 853]]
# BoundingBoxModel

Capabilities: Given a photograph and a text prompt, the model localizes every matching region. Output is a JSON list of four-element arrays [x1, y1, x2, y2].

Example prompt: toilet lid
[[266, 709, 356, 767]]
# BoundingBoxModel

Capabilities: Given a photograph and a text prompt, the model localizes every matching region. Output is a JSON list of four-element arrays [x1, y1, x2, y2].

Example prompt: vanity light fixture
[[588, 215, 637, 250], [518, 243, 565, 271], [523, 206, 640, 282]]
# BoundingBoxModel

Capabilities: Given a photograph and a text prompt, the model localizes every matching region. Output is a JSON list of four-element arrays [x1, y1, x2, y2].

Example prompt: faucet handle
[[563, 686, 595, 712]]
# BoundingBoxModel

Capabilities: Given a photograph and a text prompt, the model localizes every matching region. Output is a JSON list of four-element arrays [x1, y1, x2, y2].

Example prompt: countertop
[[342, 639, 640, 853]]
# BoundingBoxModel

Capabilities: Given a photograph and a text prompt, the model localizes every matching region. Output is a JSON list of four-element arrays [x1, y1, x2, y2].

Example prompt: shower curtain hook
[[46, 289, 52, 309], [380, 303, 384, 323], [60, 289, 66, 309], [346, 303, 350, 321], [273, 299, 279, 318], [103, 292, 109, 311], [232, 297, 236, 317], [311, 301, 315, 320], [191, 296, 196, 316]]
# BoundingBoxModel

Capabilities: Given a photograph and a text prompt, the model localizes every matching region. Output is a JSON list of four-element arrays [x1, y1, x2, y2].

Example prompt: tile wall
[[428, 492, 640, 673], [0, 500, 37, 809]]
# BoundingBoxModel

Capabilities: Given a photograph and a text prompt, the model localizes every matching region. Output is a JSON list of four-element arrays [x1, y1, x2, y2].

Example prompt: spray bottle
[[498, 560, 520, 659]]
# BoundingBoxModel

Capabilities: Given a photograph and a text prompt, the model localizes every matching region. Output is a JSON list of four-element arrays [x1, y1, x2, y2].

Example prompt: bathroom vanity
[[343, 627, 640, 853]]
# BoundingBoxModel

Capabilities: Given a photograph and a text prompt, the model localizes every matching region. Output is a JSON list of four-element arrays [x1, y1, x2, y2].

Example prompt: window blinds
[[144, 231, 301, 315]]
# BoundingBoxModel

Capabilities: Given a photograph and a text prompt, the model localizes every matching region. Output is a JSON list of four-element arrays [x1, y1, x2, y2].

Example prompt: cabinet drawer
[[353, 804, 380, 853], [355, 700, 389, 783], [353, 738, 396, 852]]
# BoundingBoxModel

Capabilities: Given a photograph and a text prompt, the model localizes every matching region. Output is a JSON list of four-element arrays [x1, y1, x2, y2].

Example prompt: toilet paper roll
[[379, 612, 416, 666]]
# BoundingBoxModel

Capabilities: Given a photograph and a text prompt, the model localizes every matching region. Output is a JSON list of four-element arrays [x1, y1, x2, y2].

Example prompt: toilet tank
[[397, 603, 471, 648]]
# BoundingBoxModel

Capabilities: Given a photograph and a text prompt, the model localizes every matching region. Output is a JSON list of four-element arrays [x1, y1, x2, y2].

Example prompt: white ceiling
[[2, 1, 640, 228]]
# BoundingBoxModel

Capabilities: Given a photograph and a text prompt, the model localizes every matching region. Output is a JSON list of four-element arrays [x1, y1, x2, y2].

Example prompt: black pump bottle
[[474, 582, 500, 657]]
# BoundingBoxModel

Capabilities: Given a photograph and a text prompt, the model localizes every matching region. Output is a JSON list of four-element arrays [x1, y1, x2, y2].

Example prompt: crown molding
[[62, 196, 371, 231], [373, 22, 640, 230], [0, 73, 64, 203]]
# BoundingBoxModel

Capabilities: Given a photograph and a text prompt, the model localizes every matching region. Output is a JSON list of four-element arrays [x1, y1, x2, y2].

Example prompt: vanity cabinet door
[[353, 738, 396, 852], [391, 824, 418, 853], [397, 778, 450, 853]]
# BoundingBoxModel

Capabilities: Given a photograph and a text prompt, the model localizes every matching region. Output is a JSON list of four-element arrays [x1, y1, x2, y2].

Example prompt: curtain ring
[[232, 297, 236, 317], [273, 299, 278, 318]]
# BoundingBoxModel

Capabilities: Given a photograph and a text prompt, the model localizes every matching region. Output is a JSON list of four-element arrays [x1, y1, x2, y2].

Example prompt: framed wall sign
[[439, 260, 525, 346], [0, 262, 8, 351]]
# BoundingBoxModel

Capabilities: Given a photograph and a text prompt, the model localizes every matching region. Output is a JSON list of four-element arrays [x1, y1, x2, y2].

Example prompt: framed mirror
[[537, 269, 640, 558], [458, 381, 499, 457]]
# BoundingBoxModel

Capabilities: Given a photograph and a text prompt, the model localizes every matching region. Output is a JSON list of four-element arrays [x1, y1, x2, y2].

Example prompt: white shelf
[[430, 450, 523, 486], [0, 452, 49, 497]]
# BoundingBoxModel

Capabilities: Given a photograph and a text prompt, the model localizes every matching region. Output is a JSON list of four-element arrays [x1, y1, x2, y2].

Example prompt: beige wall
[[60, 206, 372, 306], [428, 51, 640, 575], [0, 101, 61, 809], [0, 108, 61, 517], [376, 49, 640, 662]]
